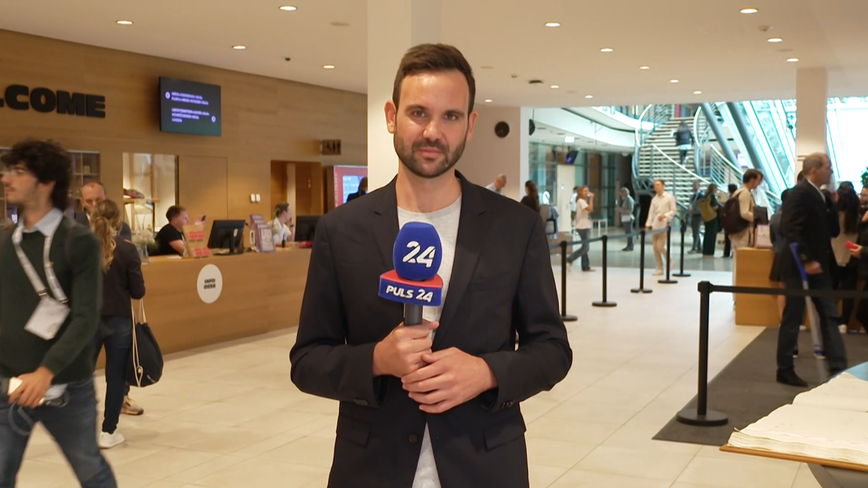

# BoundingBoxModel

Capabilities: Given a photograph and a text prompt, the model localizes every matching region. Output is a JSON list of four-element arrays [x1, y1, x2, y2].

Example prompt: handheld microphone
[[378, 222, 443, 325]]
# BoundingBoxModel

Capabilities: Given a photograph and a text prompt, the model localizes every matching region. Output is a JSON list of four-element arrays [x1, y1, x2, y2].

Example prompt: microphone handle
[[404, 304, 423, 326]]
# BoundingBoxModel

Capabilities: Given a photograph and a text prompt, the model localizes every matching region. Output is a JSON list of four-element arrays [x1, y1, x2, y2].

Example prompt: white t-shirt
[[398, 195, 462, 488], [569, 193, 578, 212], [575, 199, 590, 230]]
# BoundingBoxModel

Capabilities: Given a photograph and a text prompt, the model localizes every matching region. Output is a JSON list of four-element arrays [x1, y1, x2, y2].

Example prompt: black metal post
[[631, 230, 653, 294], [677, 281, 728, 426], [673, 218, 691, 277], [560, 241, 578, 322], [593, 235, 617, 307], [659, 226, 678, 284]]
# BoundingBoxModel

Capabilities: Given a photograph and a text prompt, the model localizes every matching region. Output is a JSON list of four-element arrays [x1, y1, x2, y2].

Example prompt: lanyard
[[11, 223, 68, 304]]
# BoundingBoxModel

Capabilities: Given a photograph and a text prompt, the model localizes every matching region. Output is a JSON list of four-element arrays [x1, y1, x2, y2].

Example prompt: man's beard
[[394, 132, 467, 179]]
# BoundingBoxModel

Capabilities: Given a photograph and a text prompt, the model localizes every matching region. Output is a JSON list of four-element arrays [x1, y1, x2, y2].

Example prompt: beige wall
[[0, 30, 366, 221]]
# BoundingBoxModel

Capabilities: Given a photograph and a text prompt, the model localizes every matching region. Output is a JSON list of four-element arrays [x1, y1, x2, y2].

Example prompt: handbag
[[127, 300, 164, 387]]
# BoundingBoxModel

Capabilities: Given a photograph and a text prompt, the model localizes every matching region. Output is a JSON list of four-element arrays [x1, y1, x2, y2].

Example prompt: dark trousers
[[622, 221, 634, 249], [834, 264, 859, 326], [723, 233, 731, 257], [93, 316, 132, 434], [0, 379, 117, 487], [567, 228, 591, 270], [777, 272, 847, 374], [690, 214, 703, 250], [702, 218, 719, 256]]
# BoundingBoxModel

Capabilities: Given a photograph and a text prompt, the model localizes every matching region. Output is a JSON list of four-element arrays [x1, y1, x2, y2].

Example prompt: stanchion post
[[677, 281, 728, 426], [631, 230, 653, 294], [592, 235, 617, 307], [673, 217, 691, 278], [559, 241, 578, 322], [659, 226, 678, 284]]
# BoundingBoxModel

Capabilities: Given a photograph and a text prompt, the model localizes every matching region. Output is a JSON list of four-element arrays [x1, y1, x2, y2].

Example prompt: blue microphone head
[[393, 222, 442, 281]]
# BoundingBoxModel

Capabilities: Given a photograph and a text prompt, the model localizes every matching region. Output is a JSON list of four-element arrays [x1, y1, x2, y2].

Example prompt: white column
[[794, 68, 828, 178], [367, 0, 441, 190]]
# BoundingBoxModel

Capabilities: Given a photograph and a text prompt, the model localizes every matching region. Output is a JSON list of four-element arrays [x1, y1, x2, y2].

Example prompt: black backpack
[[720, 191, 749, 235]]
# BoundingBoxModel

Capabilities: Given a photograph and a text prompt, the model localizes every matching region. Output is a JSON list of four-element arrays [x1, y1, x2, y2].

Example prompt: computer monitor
[[294, 215, 320, 242], [207, 220, 245, 254]]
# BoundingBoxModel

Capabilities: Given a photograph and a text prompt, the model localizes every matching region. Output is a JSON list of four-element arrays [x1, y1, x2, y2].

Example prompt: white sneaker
[[99, 431, 125, 449], [652, 269, 663, 276], [839, 324, 848, 334]]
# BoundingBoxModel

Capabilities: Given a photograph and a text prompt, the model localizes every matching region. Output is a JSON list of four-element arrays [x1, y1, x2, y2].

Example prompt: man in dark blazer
[[345, 177, 368, 203], [290, 44, 572, 488], [74, 181, 132, 241], [776, 152, 847, 387]]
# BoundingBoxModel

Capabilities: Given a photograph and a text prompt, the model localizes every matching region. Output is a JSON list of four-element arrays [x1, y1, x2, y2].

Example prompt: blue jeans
[[93, 315, 132, 434], [622, 221, 634, 249], [0, 378, 117, 487], [567, 229, 591, 270]]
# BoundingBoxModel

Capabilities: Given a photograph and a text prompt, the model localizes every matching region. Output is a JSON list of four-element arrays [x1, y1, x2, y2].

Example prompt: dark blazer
[[780, 180, 836, 279], [102, 237, 145, 318], [290, 171, 572, 488], [346, 190, 366, 203], [74, 211, 132, 241]]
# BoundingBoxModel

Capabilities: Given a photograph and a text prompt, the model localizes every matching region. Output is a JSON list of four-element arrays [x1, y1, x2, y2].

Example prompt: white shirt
[[399, 195, 462, 488], [268, 219, 292, 244], [569, 193, 578, 212], [21, 208, 64, 236], [645, 192, 677, 230], [484, 183, 502, 195], [575, 199, 590, 230]]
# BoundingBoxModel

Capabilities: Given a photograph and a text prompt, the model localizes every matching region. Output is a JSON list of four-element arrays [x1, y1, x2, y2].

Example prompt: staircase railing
[[634, 104, 675, 178]]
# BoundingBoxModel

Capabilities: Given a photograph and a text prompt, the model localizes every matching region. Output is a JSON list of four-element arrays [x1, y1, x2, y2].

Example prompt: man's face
[[172, 211, 189, 228], [654, 181, 664, 194], [748, 176, 764, 191], [385, 70, 477, 179], [813, 157, 833, 186], [495, 176, 506, 190], [80, 184, 106, 213], [2, 163, 46, 207]]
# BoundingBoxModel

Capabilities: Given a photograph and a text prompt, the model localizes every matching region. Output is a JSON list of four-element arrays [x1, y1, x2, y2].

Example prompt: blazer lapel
[[371, 178, 400, 270], [434, 173, 489, 348]]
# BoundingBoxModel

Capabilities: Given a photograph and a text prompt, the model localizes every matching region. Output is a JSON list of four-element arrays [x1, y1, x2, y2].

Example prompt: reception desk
[[734, 247, 781, 327], [136, 248, 310, 355]]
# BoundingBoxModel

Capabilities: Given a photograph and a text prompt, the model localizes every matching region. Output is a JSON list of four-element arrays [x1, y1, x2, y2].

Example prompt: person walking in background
[[566, 186, 594, 272], [645, 179, 677, 276], [722, 184, 738, 258], [90, 200, 145, 449], [699, 183, 721, 256], [728, 169, 764, 280], [485, 174, 506, 195], [687, 180, 704, 253], [569, 186, 578, 232], [346, 177, 368, 203], [617, 187, 635, 251], [673, 121, 695, 166], [520, 180, 540, 213], [831, 183, 860, 331]]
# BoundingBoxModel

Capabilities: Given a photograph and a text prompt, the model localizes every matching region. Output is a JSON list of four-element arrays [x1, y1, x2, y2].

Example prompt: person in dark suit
[[345, 177, 368, 203], [776, 152, 847, 387], [74, 181, 131, 241], [289, 44, 572, 488]]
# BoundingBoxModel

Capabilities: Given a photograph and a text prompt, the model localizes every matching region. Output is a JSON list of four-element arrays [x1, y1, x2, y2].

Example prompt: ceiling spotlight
[[232, 45, 247, 50], [694, 90, 703, 95], [550, 84, 560, 89], [481, 65, 494, 70], [600, 48, 614, 53], [787, 57, 800, 63], [768, 37, 783, 43], [670, 79, 680, 83], [565, 136, 575, 143], [279, 5, 298, 11], [740, 7, 758, 14], [330, 21, 350, 27], [639, 66, 650, 70], [484, 99, 493, 103], [544, 22, 561, 27], [115, 20, 133, 25], [585, 95, 594, 99], [323, 64, 336, 69]]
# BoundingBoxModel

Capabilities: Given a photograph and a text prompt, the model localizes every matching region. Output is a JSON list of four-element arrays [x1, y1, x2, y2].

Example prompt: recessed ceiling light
[[670, 79, 680, 83], [330, 21, 350, 27], [787, 57, 800, 63], [279, 5, 297, 11], [768, 37, 783, 43], [484, 99, 493, 103], [694, 90, 703, 95], [564, 136, 575, 143], [232, 45, 247, 50], [740, 7, 758, 14], [639, 66, 650, 70], [481, 65, 494, 70], [115, 20, 133, 25], [544, 22, 561, 27], [550, 84, 560, 89], [585, 95, 594, 99], [323, 64, 336, 69], [600, 48, 614, 53]]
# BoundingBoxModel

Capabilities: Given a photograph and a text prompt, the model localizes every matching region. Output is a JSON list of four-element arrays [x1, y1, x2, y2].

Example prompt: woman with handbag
[[698, 183, 721, 256], [90, 200, 145, 449]]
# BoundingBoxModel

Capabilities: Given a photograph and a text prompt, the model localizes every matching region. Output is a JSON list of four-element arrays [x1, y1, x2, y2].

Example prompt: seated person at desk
[[153, 205, 189, 256], [269, 202, 294, 245], [74, 181, 132, 240]]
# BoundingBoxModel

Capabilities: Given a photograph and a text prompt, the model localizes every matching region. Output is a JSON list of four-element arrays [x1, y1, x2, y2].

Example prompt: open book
[[727, 373, 868, 466]]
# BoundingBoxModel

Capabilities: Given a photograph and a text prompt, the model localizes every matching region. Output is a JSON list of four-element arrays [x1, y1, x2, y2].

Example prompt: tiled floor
[[19, 267, 820, 488]]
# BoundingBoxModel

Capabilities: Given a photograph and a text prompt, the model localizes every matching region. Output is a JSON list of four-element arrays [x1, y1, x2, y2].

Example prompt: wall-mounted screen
[[159, 77, 221, 136]]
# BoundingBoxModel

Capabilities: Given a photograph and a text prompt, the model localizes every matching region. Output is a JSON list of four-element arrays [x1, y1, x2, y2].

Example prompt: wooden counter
[[137, 248, 310, 355], [734, 247, 781, 327]]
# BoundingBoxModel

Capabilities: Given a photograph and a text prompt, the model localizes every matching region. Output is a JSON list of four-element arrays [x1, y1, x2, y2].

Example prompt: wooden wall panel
[[0, 30, 366, 220]]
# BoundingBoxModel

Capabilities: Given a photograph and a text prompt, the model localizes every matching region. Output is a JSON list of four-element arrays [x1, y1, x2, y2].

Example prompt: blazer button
[[409, 434, 419, 444], [353, 398, 369, 407]]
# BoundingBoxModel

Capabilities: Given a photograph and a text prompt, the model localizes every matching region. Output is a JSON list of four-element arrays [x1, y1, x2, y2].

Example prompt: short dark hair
[[166, 205, 186, 221], [274, 202, 289, 218], [392, 43, 476, 113], [743, 169, 763, 184], [728, 184, 738, 193], [1, 139, 71, 210], [655, 179, 666, 186]]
